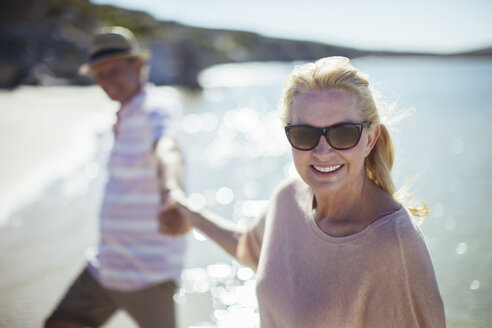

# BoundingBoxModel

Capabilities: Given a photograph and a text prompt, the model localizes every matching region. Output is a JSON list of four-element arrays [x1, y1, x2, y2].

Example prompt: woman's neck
[[313, 174, 369, 220], [312, 176, 399, 237]]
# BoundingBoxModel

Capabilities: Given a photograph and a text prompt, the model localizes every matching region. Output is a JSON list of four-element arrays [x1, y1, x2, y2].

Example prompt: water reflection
[[178, 263, 259, 327], [455, 242, 468, 255], [432, 202, 445, 218], [183, 105, 288, 168], [469, 280, 480, 290], [188, 193, 206, 211], [243, 181, 260, 199], [445, 217, 456, 231], [192, 230, 207, 242], [216, 187, 234, 205]]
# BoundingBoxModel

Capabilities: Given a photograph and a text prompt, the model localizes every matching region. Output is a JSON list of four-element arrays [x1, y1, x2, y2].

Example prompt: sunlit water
[[0, 56, 491, 327]]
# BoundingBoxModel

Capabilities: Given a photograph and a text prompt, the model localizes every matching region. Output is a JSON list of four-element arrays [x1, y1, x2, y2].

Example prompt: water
[[0, 56, 491, 327]]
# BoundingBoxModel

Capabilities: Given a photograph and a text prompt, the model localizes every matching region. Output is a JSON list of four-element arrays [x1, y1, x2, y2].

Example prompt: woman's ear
[[364, 124, 380, 157]]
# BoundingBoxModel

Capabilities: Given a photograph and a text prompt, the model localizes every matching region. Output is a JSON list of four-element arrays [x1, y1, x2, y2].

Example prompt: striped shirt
[[87, 84, 186, 291]]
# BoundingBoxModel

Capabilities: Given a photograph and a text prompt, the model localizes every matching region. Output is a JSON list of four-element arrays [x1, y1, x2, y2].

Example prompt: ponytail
[[365, 124, 395, 195], [366, 124, 430, 218]]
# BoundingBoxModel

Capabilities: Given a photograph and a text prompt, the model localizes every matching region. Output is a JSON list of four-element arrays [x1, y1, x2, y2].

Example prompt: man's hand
[[159, 201, 192, 236]]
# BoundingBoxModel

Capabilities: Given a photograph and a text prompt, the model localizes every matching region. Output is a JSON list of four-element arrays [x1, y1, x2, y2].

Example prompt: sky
[[91, 0, 492, 54]]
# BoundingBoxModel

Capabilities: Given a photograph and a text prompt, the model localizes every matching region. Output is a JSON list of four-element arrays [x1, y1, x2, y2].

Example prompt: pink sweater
[[237, 178, 445, 328]]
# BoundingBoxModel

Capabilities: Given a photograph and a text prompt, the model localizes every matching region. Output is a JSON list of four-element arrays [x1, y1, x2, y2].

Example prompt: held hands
[[158, 190, 193, 236]]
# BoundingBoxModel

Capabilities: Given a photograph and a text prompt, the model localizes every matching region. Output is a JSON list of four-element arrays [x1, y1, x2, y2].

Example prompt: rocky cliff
[[1, 0, 489, 89]]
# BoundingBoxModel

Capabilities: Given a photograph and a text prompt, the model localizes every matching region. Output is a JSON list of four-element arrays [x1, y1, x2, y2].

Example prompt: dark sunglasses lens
[[328, 125, 361, 149], [288, 126, 320, 150]]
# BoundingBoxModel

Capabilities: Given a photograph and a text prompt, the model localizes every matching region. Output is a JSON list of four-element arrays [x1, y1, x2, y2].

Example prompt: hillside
[[1, 0, 490, 89]]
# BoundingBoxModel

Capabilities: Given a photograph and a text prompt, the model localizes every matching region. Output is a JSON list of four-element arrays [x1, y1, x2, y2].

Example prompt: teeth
[[313, 164, 342, 173]]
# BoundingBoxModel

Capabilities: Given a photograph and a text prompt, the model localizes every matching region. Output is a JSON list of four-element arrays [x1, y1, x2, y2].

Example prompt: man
[[45, 26, 187, 328]]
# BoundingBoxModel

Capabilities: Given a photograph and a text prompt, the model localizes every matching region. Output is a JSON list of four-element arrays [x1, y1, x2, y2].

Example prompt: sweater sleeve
[[236, 209, 267, 272], [397, 217, 446, 327]]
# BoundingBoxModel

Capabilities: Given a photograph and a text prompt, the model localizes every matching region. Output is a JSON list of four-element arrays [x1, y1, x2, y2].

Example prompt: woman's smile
[[311, 164, 343, 174]]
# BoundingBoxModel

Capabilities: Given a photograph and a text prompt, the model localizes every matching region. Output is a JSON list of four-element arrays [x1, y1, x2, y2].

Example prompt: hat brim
[[79, 50, 151, 75]]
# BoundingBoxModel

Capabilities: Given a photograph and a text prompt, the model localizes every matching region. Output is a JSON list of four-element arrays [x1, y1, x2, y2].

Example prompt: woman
[[161, 56, 445, 327]]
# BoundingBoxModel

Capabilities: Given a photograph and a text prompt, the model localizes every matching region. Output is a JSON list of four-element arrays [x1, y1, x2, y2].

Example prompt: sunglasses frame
[[284, 122, 369, 151]]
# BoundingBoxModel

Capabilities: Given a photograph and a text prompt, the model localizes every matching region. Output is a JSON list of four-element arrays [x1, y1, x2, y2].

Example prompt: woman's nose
[[313, 135, 334, 156]]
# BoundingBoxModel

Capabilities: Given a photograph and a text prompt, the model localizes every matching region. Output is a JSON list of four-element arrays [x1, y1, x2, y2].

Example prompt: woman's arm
[[160, 200, 244, 258]]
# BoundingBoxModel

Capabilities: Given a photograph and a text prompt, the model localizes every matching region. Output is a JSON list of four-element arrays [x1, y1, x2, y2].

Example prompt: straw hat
[[79, 26, 151, 75]]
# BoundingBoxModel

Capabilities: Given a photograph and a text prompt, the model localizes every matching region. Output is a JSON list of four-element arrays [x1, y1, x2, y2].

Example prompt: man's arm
[[154, 135, 184, 196], [154, 135, 191, 235]]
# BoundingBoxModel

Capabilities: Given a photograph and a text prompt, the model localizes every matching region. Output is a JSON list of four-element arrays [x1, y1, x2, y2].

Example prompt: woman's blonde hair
[[279, 56, 428, 218]]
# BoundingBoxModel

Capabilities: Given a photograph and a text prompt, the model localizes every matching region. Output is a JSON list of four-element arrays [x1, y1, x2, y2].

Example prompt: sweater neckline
[[296, 180, 403, 243]]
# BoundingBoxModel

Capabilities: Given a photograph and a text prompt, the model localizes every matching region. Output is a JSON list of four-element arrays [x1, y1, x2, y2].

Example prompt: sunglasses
[[284, 122, 368, 151]]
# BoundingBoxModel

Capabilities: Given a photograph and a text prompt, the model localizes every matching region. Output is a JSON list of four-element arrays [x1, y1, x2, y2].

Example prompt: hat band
[[89, 47, 131, 62]]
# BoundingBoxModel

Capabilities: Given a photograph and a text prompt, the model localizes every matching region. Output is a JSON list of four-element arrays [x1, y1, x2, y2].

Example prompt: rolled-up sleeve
[[149, 108, 171, 142]]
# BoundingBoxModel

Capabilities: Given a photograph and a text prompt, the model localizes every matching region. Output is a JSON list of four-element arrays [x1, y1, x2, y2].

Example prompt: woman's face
[[289, 89, 378, 198]]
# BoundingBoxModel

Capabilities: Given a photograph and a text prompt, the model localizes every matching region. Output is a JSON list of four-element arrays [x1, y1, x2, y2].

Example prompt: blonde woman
[[161, 56, 445, 327]]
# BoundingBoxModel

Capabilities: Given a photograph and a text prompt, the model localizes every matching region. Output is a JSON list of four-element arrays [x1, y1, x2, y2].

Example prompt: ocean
[[0, 56, 491, 327]]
